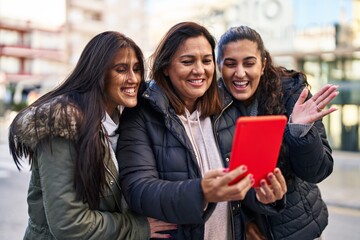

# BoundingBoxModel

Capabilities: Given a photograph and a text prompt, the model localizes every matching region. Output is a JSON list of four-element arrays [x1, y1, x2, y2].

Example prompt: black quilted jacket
[[117, 80, 285, 240], [214, 73, 332, 240]]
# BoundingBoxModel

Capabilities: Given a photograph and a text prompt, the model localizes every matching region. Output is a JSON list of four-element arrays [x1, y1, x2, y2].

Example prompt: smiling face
[[220, 39, 266, 104], [105, 47, 141, 115], [164, 36, 214, 112]]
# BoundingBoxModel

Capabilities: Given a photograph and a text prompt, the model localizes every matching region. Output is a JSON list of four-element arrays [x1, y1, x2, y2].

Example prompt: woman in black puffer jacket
[[215, 25, 339, 240], [117, 22, 287, 240]]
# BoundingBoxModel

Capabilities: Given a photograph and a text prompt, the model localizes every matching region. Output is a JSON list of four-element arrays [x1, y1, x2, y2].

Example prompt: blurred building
[[147, 0, 360, 151], [0, 0, 147, 113], [65, 0, 147, 65], [1, 0, 359, 151], [0, 18, 67, 113]]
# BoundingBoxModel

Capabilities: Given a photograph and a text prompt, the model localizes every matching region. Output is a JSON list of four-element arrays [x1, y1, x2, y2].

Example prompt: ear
[[163, 67, 169, 77], [261, 57, 267, 75]]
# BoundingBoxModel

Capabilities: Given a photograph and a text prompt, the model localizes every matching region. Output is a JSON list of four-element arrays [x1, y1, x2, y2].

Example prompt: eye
[[181, 60, 193, 65], [203, 58, 213, 65], [133, 65, 141, 73], [116, 66, 127, 73], [244, 61, 256, 67], [223, 61, 237, 68]]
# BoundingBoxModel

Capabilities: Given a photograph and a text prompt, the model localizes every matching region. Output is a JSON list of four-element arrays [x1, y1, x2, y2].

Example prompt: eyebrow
[[112, 62, 139, 68], [179, 54, 213, 58], [224, 56, 257, 61]]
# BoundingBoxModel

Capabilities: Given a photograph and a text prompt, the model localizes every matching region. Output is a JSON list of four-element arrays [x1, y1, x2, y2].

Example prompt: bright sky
[[0, 0, 65, 26], [0, 0, 353, 28], [293, 0, 352, 28]]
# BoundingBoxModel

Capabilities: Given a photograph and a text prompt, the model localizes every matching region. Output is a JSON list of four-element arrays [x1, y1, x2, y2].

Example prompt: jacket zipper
[[104, 164, 123, 211], [265, 215, 275, 240], [214, 99, 238, 239], [212, 98, 233, 155]]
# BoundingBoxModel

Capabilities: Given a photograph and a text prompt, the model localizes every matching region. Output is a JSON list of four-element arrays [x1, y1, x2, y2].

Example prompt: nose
[[192, 61, 205, 75], [235, 66, 246, 78], [126, 69, 140, 84]]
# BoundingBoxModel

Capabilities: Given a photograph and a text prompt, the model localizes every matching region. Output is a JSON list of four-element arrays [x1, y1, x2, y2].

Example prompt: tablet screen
[[228, 115, 287, 187]]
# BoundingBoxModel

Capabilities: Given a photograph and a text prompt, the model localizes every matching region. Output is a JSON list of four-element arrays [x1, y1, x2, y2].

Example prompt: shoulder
[[11, 95, 83, 149], [217, 78, 233, 107], [281, 69, 307, 91], [141, 80, 171, 115], [281, 69, 308, 100]]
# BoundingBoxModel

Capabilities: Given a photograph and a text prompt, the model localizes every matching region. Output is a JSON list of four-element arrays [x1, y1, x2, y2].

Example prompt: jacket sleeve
[[36, 137, 150, 240], [283, 77, 334, 183], [117, 107, 213, 225], [241, 189, 286, 215]]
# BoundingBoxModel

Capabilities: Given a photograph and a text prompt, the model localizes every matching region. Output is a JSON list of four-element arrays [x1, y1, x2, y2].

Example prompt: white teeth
[[123, 88, 135, 93], [190, 79, 203, 84], [233, 81, 248, 87]]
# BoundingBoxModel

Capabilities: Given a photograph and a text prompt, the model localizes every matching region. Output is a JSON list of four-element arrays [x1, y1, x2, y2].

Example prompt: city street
[[1, 118, 360, 239]]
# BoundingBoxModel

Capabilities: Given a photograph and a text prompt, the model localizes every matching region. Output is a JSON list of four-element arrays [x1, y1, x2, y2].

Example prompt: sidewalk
[[318, 150, 360, 210]]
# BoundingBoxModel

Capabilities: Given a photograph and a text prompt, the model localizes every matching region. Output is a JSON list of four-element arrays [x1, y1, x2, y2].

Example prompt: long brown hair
[[150, 21, 221, 118], [9, 31, 145, 209]]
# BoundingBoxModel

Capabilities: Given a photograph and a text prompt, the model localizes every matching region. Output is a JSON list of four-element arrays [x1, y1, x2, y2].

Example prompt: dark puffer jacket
[[215, 74, 332, 240], [117, 80, 284, 240]]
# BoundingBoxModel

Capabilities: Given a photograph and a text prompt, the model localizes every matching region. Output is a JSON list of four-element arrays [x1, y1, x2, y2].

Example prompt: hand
[[148, 217, 177, 239], [291, 84, 339, 124], [254, 168, 287, 204], [201, 165, 254, 203], [246, 221, 266, 240]]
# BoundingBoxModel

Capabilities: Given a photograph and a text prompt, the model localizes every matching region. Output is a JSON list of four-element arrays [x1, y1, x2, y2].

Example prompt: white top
[[102, 108, 122, 171], [179, 109, 230, 240]]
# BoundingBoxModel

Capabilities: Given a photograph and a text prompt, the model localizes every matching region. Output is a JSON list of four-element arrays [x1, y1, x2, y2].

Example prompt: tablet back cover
[[229, 115, 287, 187]]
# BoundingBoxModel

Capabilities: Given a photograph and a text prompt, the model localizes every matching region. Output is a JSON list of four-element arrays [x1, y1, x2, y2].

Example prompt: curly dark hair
[[217, 26, 309, 181]]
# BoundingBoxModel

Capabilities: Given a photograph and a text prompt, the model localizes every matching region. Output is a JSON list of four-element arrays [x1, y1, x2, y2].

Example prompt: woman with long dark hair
[[216, 25, 338, 240], [8, 31, 175, 239]]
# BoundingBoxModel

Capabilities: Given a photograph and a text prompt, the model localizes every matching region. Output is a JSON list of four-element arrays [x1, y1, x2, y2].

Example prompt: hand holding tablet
[[228, 115, 287, 187]]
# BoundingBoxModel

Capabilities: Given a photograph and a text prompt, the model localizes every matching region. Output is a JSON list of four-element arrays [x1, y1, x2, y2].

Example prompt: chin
[[122, 101, 137, 108]]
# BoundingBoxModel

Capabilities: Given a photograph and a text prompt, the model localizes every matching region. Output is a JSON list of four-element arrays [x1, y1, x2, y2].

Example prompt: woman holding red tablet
[[117, 22, 287, 240], [216, 25, 338, 240]]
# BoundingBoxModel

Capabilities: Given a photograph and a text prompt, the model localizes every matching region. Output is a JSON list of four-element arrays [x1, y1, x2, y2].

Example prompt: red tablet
[[228, 115, 287, 187]]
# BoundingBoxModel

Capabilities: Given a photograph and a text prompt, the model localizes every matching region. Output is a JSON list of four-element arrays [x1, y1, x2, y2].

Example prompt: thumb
[[295, 87, 308, 106], [203, 168, 227, 179]]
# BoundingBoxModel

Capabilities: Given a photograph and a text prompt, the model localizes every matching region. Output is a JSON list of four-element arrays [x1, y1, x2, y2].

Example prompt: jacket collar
[[142, 80, 173, 116], [218, 78, 233, 108]]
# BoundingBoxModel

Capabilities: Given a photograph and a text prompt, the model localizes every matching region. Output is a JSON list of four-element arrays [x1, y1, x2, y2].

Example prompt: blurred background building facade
[[0, 0, 359, 151]]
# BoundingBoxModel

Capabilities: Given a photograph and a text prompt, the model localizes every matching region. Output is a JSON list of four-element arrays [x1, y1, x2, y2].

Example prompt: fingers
[[273, 168, 287, 194], [311, 84, 332, 102], [227, 174, 254, 201], [150, 233, 172, 239], [315, 86, 338, 117], [312, 84, 339, 109], [295, 87, 309, 106], [223, 165, 248, 185], [255, 168, 287, 204], [148, 218, 177, 239], [255, 180, 275, 204], [203, 168, 227, 180], [201, 165, 253, 202]]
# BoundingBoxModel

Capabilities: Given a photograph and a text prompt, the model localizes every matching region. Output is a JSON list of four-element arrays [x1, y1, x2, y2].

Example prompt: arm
[[117, 107, 211, 224], [37, 137, 150, 240], [284, 84, 338, 182]]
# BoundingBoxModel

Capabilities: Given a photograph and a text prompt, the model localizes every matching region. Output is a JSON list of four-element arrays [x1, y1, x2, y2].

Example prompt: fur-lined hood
[[9, 96, 81, 160]]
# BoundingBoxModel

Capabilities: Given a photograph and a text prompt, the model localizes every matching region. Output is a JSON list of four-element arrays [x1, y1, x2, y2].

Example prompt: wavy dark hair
[[217, 26, 309, 181], [8, 31, 145, 209], [149, 21, 222, 118]]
